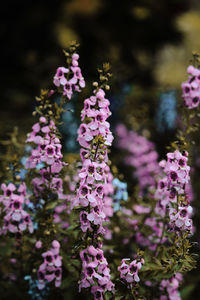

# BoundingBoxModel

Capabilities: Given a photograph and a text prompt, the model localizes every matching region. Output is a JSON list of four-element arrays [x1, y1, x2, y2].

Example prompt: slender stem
[[94, 139, 100, 161], [60, 96, 65, 111], [176, 192, 179, 212], [155, 209, 167, 256], [180, 231, 185, 257], [130, 287, 137, 300]]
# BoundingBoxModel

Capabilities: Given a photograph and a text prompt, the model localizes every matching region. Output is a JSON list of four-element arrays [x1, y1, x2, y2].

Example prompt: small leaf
[[181, 284, 195, 299], [45, 201, 58, 210]]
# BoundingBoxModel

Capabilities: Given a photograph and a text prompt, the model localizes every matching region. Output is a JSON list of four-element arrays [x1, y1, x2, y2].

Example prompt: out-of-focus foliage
[[0, 0, 189, 134], [154, 10, 200, 87]]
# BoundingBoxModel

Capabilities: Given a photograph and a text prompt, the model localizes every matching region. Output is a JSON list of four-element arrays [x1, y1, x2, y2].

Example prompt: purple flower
[[79, 247, 114, 296], [118, 258, 144, 286], [37, 240, 63, 289], [182, 65, 200, 109], [53, 52, 85, 99]]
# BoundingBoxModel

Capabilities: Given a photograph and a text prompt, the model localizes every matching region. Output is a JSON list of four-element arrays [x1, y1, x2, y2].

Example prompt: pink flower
[[36, 241, 42, 249], [0, 184, 33, 235], [118, 258, 144, 286], [42, 251, 54, 265], [37, 241, 63, 289], [182, 65, 200, 109], [52, 240, 60, 249], [53, 67, 69, 87], [53, 53, 85, 99], [1, 183, 16, 198], [79, 247, 114, 296]]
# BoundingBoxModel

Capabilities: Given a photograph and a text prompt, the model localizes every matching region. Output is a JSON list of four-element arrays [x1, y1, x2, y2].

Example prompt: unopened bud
[[93, 81, 98, 87]]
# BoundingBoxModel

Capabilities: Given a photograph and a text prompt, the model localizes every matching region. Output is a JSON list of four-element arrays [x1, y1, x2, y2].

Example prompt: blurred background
[[2, 0, 200, 136]]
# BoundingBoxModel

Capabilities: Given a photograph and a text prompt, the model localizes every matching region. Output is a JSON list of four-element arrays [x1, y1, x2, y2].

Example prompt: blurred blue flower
[[60, 101, 79, 153], [24, 275, 49, 300], [35, 162, 45, 170], [25, 145, 32, 153], [18, 168, 27, 180], [156, 90, 177, 132], [112, 178, 128, 212], [21, 156, 28, 166]]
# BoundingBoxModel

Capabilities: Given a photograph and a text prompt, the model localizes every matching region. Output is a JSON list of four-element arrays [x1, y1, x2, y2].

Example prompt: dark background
[[0, 0, 192, 133]]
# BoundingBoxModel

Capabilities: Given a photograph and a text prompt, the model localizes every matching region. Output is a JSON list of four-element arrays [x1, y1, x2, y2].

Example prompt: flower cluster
[[37, 240, 62, 290], [53, 53, 85, 99], [159, 273, 182, 300], [26, 117, 66, 201], [135, 219, 165, 251], [74, 84, 115, 298], [0, 182, 33, 235], [116, 124, 160, 196], [79, 246, 114, 299], [182, 65, 200, 109], [155, 150, 193, 233], [75, 88, 113, 235], [26, 117, 64, 173], [118, 257, 144, 286], [116, 125, 166, 249], [168, 205, 193, 233], [163, 150, 190, 192]]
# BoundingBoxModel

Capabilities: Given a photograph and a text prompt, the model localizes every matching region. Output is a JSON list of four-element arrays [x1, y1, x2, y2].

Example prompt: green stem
[[94, 139, 100, 161], [60, 96, 65, 111], [180, 231, 185, 257], [155, 209, 167, 256], [176, 193, 179, 212], [130, 288, 137, 300]]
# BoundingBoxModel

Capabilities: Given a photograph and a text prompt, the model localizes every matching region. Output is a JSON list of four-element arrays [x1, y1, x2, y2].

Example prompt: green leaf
[[180, 284, 195, 299], [67, 224, 80, 232], [45, 201, 58, 210]]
